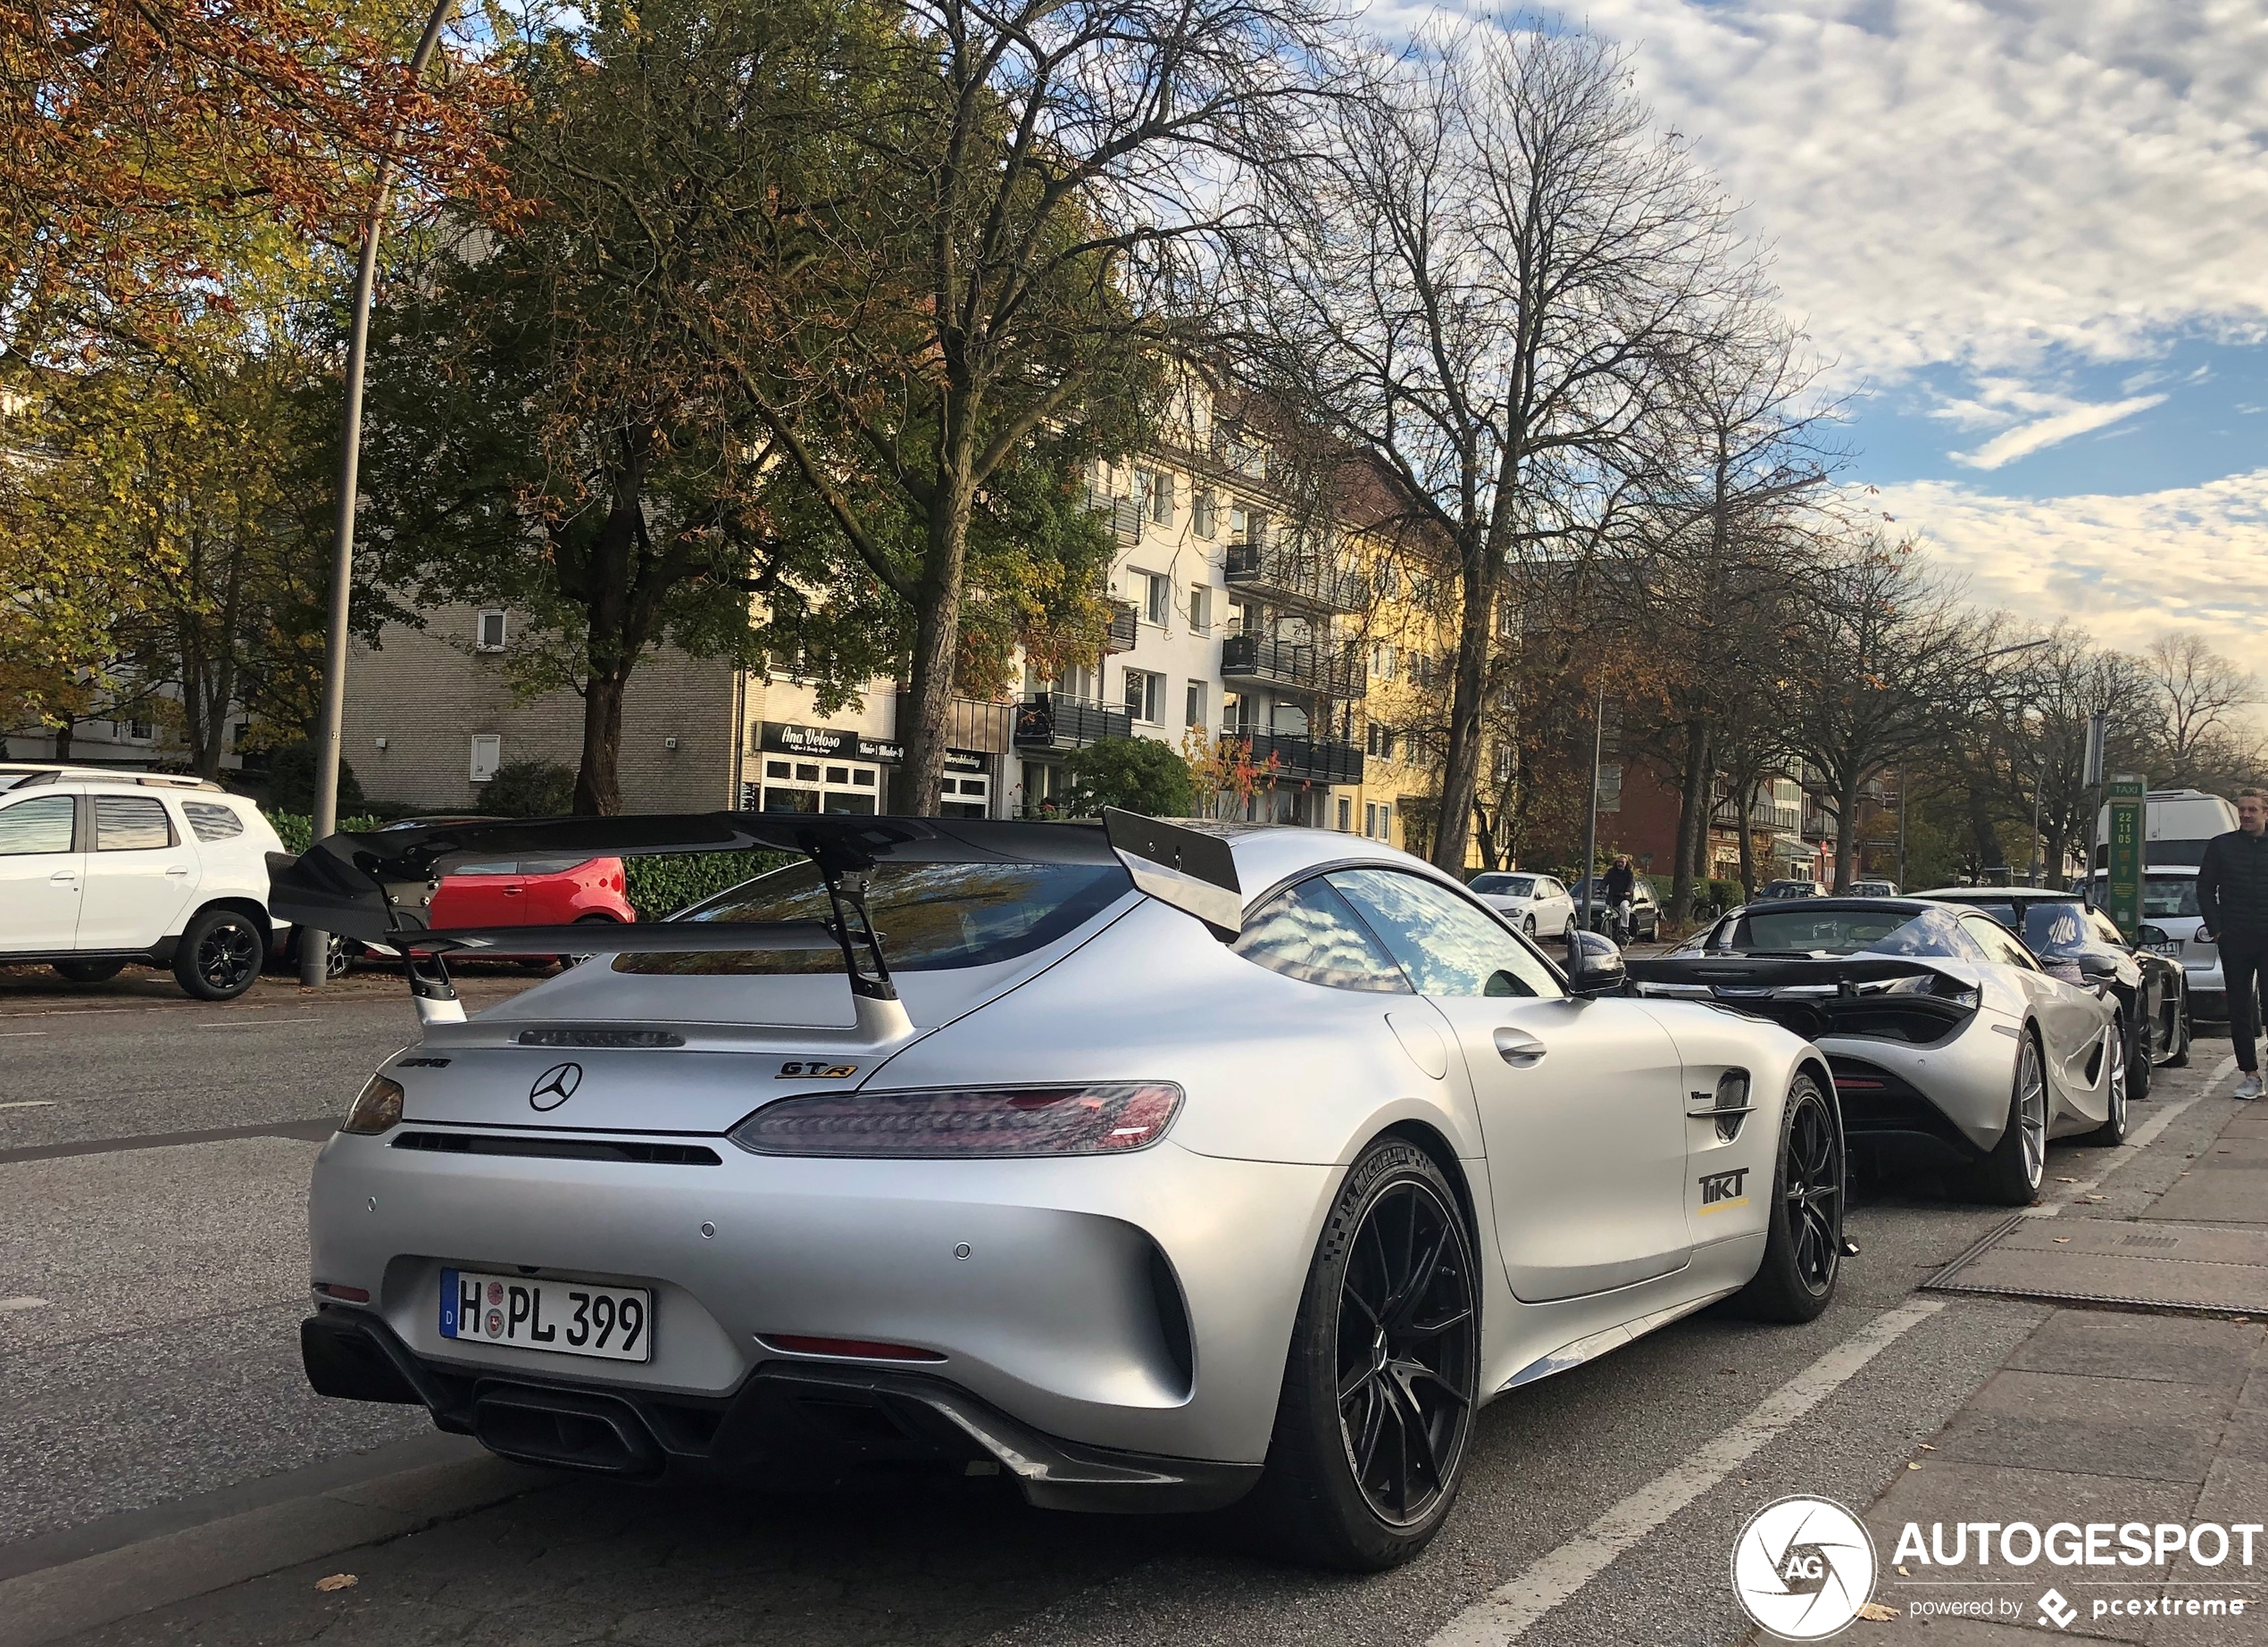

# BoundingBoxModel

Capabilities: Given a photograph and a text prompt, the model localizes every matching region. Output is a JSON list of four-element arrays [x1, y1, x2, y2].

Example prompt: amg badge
[[1697, 1166, 1750, 1211], [777, 1060, 858, 1079]]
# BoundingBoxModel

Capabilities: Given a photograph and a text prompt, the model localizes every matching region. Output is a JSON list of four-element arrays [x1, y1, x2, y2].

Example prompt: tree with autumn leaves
[[1, 0, 505, 754]]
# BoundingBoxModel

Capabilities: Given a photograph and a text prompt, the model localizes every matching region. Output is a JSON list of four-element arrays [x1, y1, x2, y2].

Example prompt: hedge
[[268, 813, 385, 854]]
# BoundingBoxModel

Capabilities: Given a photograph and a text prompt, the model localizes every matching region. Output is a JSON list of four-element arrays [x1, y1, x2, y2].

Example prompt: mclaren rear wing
[[267, 808, 1241, 1030], [1624, 954, 1981, 1044]]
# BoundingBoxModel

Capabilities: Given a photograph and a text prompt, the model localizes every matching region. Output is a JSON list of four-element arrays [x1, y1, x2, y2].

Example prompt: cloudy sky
[[1405, 1, 2268, 656]]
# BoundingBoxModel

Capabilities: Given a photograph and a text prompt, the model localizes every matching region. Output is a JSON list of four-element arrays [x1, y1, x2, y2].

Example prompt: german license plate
[[2147, 941, 2180, 956], [439, 1269, 652, 1362]]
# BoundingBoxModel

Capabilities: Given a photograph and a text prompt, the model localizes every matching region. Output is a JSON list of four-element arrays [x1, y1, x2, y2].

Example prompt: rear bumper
[[302, 1306, 1259, 1513]]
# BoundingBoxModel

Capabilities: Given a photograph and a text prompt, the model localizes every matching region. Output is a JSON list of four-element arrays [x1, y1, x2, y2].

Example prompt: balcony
[[1103, 600, 1138, 654], [1712, 798, 1801, 835], [1224, 540, 1364, 615], [1221, 633, 1365, 699], [1013, 694, 1131, 752], [1221, 729, 1364, 786]]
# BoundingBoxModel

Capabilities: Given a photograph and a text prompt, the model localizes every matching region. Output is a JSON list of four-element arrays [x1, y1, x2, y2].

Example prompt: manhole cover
[[1923, 1217, 2268, 1314]]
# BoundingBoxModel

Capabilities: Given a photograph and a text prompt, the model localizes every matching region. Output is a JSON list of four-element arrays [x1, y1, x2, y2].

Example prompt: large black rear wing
[[1625, 953, 1980, 1044], [268, 809, 1241, 1031]]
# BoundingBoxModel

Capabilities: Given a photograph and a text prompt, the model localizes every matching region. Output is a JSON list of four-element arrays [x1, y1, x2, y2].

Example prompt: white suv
[[0, 768, 288, 1000]]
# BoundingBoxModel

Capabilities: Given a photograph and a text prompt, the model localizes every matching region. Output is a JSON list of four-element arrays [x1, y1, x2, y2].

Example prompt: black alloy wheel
[[1250, 1139, 1480, 1569], [1335, 1178, 1477, 1528], [173, 908, 263, 1001], [1731, 1071, 1844, 1321]]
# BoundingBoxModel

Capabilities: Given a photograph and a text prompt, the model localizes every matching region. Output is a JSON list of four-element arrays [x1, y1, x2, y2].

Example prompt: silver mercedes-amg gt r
[[1635, 897, 2128, 1206], [278, 811, 1843, 1570]]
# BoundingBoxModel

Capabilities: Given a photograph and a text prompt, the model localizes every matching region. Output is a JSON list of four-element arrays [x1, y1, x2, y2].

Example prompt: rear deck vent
[[515, 1027, 687, 1049], [393, 1131, 721, 1166]]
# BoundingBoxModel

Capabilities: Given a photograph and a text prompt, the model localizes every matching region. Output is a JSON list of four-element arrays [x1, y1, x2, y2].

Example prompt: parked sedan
[[1917, 887, 2189, 1097], [282, 811, 1842, 1571], [1636, 897, 2127, 1204], [1466, 870, 1578, 938]]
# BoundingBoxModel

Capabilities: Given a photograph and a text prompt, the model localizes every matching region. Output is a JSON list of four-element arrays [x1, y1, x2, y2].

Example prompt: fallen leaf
[[1898, 1564, 1911, 1576], [2055, 1176, 2081, 1183], [1906, 1461, 1922, 1469], [1857, 1601, 1899, 1621], [1919, 1443, 1936, 1451], [2055, 1236, 2072, 1244], [315, 1575, 357, 1593]]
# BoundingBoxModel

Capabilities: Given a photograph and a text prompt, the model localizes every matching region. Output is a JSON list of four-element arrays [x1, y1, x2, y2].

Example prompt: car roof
[[0, 764, 228, 794]]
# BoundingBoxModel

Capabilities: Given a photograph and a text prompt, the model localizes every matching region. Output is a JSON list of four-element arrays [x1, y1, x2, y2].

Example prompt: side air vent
[[515, 1027, 688, 1049], [392, 1131, 721, 1166]]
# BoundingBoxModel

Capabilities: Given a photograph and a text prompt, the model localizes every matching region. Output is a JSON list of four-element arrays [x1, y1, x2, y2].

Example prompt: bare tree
[[1781, 537, 1976, 890], [1246, 18, 1738, 871], [2146, 633, 2258, 785]]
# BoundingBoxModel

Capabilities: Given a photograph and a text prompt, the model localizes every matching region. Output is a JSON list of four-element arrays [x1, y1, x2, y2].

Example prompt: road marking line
[[0, 1101, 56, 1110], [0, 1295, 49, 1312], [1426, 1298, 1946, 1647], [0, 1031, 47, 1037]]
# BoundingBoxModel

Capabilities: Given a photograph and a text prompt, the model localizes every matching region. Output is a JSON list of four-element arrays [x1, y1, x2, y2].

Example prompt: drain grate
[[1923, 1217, 2268, 1315]]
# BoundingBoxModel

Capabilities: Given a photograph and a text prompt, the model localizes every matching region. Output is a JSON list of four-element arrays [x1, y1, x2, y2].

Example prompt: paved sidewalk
[[1847, 1078, 2268, 1643]]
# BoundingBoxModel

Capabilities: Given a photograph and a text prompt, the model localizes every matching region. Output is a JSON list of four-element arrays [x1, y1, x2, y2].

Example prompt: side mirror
[[1563, 928, 1628, 997], [2135, 924, 2169, 946]]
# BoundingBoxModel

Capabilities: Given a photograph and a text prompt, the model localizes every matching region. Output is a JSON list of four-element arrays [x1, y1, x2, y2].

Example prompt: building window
[[1185, 680, 1206, 728], [1133, 570, 1170, 627], [1337, 796, 1352, 832], [470, 734, 502, 783], [126, 717, 154, 741], [1598, 760, 1623, 814], [1144, 469, 1176, 524], [1123, 668, 1163, 726], [1371, 643, 1394, 680], [748, 757, 881, 815], [474, 610, 507, 653], [1192, 492, 1216, 538], [1364, 722, 1396, 761], [1363, 802, 1393, 841], [1188, 586, 1210, 633]]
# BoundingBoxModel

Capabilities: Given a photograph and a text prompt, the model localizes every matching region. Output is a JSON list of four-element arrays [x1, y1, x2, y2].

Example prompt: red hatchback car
[[426, 853, 634, 929]]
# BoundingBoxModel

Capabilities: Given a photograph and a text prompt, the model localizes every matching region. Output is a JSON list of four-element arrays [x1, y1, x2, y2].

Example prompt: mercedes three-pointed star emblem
[[529, 1062, 583, 1110]]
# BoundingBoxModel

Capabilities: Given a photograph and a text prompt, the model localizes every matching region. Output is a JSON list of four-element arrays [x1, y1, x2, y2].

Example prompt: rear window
[[0, 795, 73, 854], [2145, 876, 2200, 919], [1470, 874, 1535, 896], [1729, 905, 1975, 959], [95, 794, 172, 851], [181, 800, 246, 842], [614, 859, 1132, 975]]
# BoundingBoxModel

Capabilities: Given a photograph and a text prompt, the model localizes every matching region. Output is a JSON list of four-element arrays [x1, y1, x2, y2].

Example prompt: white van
[[2094, 788, 2240, 869]]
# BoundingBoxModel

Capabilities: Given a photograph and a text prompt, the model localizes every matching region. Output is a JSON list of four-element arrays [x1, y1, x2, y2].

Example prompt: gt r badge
[[777, 1061, 858, 1079], [1697, 1166, 1749, 1211], [529, 1062, 583, 1110]]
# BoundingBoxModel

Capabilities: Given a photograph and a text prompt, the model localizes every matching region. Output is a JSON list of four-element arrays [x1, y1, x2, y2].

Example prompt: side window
[[180, 800, 246, 843], [1231, 878, 1412, 994], [0, 796, 75, 855], [1328, 868, 1564, 999], [1961, 914, 2036, 971], [95, 794, 172, 851]]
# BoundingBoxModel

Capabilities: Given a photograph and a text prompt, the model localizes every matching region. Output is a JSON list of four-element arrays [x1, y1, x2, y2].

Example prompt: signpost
[[2105, 775, 2145, 936]]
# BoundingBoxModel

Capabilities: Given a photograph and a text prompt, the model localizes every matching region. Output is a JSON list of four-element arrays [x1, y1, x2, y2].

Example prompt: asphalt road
[[0, 962, 2249, 1647]]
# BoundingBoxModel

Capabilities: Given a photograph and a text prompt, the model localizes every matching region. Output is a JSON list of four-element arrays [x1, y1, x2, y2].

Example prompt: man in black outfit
[[1600, 854, 1638, 936], [2197, 788, 2268, 1100]]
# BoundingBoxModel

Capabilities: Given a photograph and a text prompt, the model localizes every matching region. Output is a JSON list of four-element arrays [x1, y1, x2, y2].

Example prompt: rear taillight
[[342, 1074, 404, 1135], [730, 1082, 1182, 1158]]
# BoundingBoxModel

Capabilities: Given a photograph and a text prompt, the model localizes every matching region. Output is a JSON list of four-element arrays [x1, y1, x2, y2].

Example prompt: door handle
[[165, 865, 190, 876], [1494, 1027, 1547, 1066], [49, 869, 76, 883]]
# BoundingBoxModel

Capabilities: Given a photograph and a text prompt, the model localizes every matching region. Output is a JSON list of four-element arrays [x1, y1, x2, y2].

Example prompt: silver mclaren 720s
[[278, 811, 1845, 1569]]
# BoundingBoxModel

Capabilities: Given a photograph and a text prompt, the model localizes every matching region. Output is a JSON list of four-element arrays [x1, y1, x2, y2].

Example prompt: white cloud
[[1950, 393, 2166, 469], [1875, 468, 2268, 656], [1376, 2, 2268, 379]]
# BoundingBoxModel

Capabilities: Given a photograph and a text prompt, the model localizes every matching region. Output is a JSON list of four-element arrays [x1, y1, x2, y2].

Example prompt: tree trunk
[[1669, 718, 1711, 925], [1834, 778, 1863, 890], [575, 671, 628, 815], [53, 720, 71, 760], [898, 428, 979, 815], [1431, 554, 1494, 873], [1472, 803, 1500, 871], [1737, 819, 1756, 900]]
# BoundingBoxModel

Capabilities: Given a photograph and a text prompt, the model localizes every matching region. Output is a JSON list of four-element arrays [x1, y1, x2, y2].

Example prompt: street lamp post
[[300, 0, 460, 987], [1579, 683, 1604, 933]]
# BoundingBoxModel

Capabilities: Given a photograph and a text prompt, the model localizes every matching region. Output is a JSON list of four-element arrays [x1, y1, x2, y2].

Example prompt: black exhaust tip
[[471, 1383, 664, 1478]]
